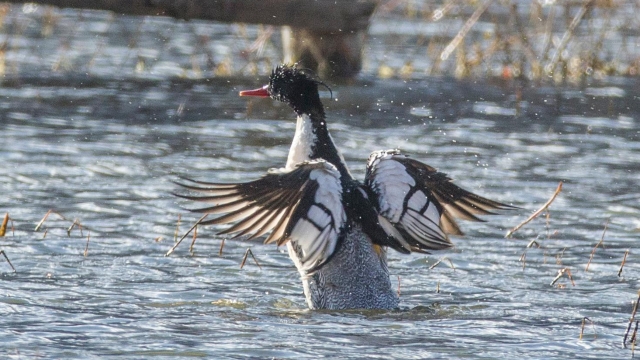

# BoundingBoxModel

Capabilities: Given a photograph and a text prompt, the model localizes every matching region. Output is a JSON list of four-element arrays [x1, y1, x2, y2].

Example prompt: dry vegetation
[[0, 1, 635, 81]]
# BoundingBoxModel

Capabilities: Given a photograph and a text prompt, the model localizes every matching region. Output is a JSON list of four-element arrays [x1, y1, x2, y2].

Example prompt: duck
[[176, 64, 513, 310]]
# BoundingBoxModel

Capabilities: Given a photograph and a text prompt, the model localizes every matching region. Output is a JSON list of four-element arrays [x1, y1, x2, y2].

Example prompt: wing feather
[[175, 160, 346, 272], [365, 149, 515, 253]]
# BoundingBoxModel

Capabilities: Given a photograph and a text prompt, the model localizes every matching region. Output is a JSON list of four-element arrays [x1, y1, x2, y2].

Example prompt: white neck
[[286, 114, 316, 169]]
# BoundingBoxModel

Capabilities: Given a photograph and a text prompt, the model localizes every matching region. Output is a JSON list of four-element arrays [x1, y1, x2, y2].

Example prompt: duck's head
[[240, 64, 326, 117]]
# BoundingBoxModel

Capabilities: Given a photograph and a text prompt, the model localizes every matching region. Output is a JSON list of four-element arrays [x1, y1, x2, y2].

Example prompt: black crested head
[[268, 64, 327, 117]]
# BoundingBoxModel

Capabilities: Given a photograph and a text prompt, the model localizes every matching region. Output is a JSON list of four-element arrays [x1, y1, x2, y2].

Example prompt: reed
[[506, 181, 563, 238], [618, 250, 629, 277], [0, 212, 8, 237], [165, 214, 208, 256], [240, 248, 262, 270], [0, 250, 16, 272], [585, 218, 609, 272]]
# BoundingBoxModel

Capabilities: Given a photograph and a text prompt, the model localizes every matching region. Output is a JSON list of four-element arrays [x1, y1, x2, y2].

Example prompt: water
[[1, 74, 638, 359], [0, 5, 639, 359]]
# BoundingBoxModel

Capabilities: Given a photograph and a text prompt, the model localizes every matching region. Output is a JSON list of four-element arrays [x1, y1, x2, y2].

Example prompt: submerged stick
[[240, 248, 262, 269], [585, 218, 609, 272], [0, 250, 16, 272], [619, 250, 630, 277], [506, 181, 563, 238], [165, 214, 208, 256], [0, 212, 8, 237]]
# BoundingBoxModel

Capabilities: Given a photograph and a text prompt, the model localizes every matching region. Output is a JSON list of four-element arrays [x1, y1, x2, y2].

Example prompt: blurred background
[[0, 0, 636, 81]]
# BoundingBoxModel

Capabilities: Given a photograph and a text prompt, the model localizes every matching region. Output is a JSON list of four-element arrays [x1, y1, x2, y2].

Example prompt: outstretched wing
[[174, 160, 346, 272], [365, 149, 514, 252]]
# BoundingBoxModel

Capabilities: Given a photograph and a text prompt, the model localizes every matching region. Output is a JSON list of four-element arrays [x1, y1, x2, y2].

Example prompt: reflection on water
[[1, 74, 638, 358]]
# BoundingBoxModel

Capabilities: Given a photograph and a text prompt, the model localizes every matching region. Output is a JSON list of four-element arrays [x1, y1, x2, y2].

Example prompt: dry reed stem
[[624, 291, 640, 348], [83, 231, 90, 257], [34, 209, 52, 231], [67, 218, 79, 237], [219, 238, 226, 256], [520, 252, 526, 270], [429, 257, 455, 271], [174, 214, 181, 242], [545, 0, 595, 75], [0, 250, 16, 272], [397, 275, 401, 296], [585, 218, 609, 272], [165, 214, 208, 257], [239, 248, 261, 269], [189, 225, 198, 255], [579, 317, 596, 340], [550, 267, 575, 287], [437, 0, 494, 63], [632, 322, 638, 357], [619, 250, 630, 277], [0, 212, 8, 237], [436, 281, 440, 294], [506, 181, 563, 238]]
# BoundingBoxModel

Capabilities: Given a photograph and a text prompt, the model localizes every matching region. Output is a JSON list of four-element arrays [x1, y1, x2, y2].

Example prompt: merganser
[[177, 64, 513, 310]]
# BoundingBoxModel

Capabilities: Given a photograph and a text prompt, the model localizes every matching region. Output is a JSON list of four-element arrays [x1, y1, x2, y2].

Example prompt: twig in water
[[429, 257, 455, 271], [34, 209, 52, 231], [527, 239, 540, 248], [619, 250, 630, 277], [189, 225, 198, 255], [436, 281, 440, 294], [67, 218, 79, 237], [623, 291, 640, 348], [520, 252, 526, 271], [42, 229, 48, 239], [632, 321, 639, 356], [240, 248, 262, 269], [585, 218, 609, 272], [154, 236, 163, 242], [506, 182, 563, 238], [219, 238, 226, 256], [0, 250, 16, 272], [174, 214, 181, 242], [580, 317, 596, 340], [165, 214, 208, 257], [83, 232, 90, 257], [550, 267, 575, 287], [397, 275, 401, 296], [0, 212, 8, 237]]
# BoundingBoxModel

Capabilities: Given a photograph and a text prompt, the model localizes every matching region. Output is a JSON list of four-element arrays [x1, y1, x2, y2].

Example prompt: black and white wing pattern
[[365, 149, 513, 252], [175, 160, 346, 272]]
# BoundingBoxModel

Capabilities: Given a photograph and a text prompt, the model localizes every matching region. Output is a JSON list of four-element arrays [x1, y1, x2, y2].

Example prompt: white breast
[[286, 114, 316, 169]]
